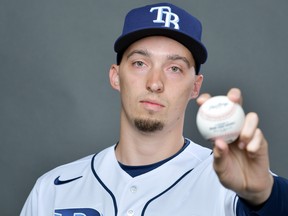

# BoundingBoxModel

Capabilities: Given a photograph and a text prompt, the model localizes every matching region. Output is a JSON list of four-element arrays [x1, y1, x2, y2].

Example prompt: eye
[[170, 66, 182, 73], [133, 61, 145, 68]]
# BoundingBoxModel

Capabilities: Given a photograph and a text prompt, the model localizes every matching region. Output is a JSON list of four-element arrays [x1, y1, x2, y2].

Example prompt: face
[[110, 36, 203, 133]]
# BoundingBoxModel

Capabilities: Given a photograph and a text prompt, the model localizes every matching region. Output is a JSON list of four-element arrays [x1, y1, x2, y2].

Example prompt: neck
[[115, 125, 185, 166]]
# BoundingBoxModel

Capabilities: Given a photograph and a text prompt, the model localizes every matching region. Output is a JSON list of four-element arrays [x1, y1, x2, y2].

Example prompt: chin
[[134, 118, 164, 133]]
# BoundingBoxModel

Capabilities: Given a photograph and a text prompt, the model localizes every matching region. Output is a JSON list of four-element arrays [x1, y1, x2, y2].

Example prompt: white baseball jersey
[[20, 139, 238, 216]]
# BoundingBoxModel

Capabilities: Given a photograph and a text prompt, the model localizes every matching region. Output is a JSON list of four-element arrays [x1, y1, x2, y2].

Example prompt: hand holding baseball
[[196, 95, 245, 144], [196, 88, 274, 206]]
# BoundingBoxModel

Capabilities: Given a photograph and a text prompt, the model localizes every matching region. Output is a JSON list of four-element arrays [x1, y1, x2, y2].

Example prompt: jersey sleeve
[[20, 180, 40, 216], [236, 176, 288, 216]]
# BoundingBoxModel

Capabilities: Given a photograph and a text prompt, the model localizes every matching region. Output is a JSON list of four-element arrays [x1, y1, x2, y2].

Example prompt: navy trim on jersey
[[90, 140, 216, 215], [119, 138, 191, 177], [232, 194, 238, 215], [91, 154, 118, 216], [141, 168, 194, 215], [236, 176, 288, 215]]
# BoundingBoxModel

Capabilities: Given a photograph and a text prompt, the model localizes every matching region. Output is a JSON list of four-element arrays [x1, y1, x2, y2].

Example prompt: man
[[20, 3, 288, 216]]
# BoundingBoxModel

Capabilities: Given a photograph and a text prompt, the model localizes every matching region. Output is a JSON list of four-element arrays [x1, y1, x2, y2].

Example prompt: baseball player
[[20, 3, 288, 216]]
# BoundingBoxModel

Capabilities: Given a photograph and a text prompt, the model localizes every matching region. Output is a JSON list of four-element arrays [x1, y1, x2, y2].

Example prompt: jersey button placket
[[127, 186, 137, 215], [127, 209, 134, 216], [130, 185, 137, 193]]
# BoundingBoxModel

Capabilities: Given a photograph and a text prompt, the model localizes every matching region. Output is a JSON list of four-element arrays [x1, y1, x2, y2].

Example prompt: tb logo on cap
[[150, 6, 180, 30]]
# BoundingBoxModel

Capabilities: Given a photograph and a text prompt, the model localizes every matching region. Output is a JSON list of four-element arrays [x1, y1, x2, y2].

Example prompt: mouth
[[140, 99, 165, 112]]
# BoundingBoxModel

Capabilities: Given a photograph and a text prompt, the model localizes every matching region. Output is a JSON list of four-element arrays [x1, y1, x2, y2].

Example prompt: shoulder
[[36, 154, 93, 185], [36, 146, 115, 186], [184, 138, 213, 162]]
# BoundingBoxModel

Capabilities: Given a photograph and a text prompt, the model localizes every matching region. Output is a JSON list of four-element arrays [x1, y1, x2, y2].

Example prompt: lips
[[140, 99, 165, 111]]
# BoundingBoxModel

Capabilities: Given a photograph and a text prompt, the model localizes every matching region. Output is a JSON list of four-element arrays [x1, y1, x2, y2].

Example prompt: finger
[[238, 112, 259, 149], [246, 128, 264, 155], [196, 93, 211, 106], [213, 138, 229, 172], [227, 88, 243, 105]]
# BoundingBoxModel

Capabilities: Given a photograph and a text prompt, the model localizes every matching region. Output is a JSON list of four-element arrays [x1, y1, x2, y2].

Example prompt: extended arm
[[197, 88, 288, 215]]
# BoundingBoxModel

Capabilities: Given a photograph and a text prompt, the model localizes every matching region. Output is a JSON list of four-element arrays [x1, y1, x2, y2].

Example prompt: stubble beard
[[134, 118, 164, 133]]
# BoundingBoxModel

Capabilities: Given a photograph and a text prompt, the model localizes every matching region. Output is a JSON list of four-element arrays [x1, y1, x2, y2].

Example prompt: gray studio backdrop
[[1, 0, 288, 215]]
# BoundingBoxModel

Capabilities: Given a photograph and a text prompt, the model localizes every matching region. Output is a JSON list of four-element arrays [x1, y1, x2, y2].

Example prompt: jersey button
[[127, 209, 134, 216], [130, 186, 137, 193]]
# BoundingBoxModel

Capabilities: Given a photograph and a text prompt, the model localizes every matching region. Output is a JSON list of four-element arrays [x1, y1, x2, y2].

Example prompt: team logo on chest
[[150, 6, 180, 29], [54, 208, 101, 216]]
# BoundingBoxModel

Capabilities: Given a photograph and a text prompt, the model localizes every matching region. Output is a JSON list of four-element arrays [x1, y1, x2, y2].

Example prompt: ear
[[109, 64, 120, 91], [190, 74, 203, 99]]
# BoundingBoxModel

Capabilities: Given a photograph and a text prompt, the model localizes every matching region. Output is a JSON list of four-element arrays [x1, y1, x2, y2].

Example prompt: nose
[[146, 69, 164, 93]]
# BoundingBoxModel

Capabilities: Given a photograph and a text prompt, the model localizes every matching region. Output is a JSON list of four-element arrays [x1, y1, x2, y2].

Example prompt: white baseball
[[196, 95, 245, 144]]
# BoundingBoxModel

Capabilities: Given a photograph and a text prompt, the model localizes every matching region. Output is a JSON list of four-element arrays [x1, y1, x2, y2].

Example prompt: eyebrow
[[126, 49, 150, 59], [167, 54, 191, 68]]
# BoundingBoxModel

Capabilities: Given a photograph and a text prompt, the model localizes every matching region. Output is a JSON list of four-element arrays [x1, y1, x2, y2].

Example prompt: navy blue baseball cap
[[114, 2, 208, 73]]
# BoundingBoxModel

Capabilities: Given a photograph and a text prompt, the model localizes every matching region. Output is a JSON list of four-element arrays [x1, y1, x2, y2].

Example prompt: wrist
[[238, 174, 274, 206]]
